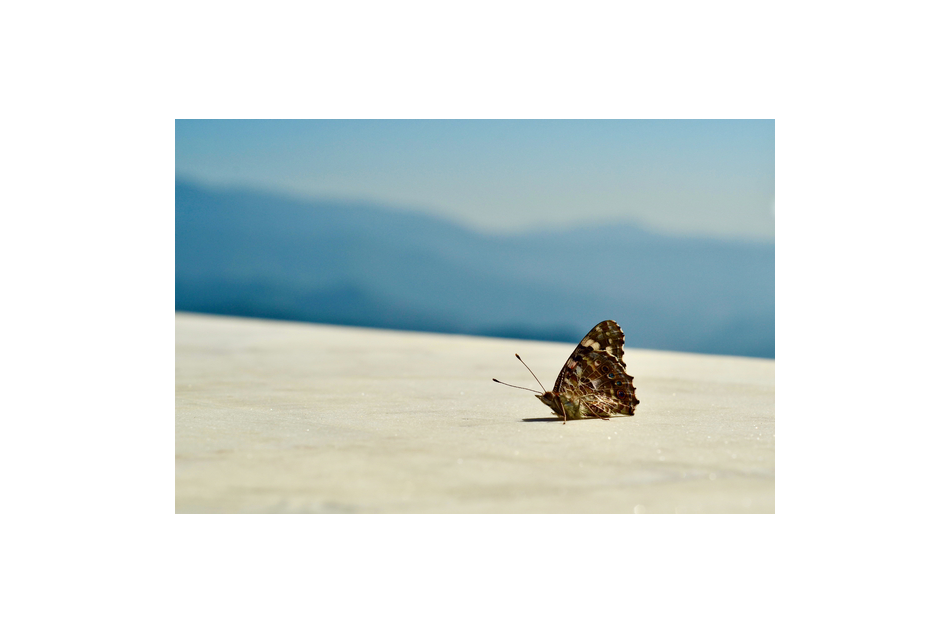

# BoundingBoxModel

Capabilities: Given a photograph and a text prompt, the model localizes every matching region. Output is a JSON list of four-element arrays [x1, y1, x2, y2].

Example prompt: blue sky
[[176, 120, 774, 242]]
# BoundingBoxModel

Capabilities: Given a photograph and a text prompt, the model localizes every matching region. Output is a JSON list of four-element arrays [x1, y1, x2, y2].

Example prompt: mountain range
[[175, 180, 774, 358]]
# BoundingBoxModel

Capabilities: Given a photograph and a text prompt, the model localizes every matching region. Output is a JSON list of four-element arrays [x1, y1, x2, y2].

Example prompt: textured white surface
[[176, 312, 775, 513]]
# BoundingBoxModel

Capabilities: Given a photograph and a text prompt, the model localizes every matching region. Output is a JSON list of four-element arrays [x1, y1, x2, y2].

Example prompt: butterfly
[[493, 320, 639, 422]]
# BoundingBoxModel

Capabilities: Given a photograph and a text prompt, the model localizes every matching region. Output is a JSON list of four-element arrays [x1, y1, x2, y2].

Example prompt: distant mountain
[[176, 181, 774, 358]]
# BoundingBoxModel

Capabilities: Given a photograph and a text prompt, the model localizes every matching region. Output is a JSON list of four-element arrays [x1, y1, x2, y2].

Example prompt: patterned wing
[[554, 320, 628, 393], [555, 348, 639, 418]]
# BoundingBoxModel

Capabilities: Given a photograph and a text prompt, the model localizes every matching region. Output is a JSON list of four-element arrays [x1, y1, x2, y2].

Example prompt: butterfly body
[[536, 392, 587, 421], [498, 320, 639, 421]]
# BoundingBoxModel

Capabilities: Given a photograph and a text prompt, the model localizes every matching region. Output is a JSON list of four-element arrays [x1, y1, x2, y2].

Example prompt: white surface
[[176, 312, 775, 513]]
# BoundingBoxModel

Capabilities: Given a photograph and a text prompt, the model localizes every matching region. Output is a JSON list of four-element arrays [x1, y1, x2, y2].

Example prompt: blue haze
[[175, 181, 774, 358]]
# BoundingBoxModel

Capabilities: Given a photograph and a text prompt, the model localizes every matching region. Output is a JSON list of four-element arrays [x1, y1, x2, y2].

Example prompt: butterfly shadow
[[520, 417, 564, 423]]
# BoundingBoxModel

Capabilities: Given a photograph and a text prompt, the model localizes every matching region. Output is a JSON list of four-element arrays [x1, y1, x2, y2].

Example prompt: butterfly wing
[[552, 321, 638, 419]]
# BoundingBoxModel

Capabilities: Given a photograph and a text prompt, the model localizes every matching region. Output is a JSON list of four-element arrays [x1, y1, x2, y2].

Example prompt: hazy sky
[[176, 120, 774, 242]]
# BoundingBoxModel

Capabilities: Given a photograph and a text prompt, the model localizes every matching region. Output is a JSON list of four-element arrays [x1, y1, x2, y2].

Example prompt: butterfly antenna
[[515, 353, 547, 392], [492, 378, 541, 394]]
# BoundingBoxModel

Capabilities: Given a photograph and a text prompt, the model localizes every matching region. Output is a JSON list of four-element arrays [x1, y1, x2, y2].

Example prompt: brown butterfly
[[494, 320, 639, 422]]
